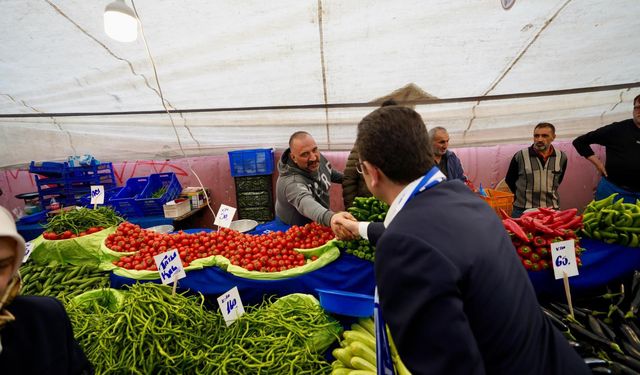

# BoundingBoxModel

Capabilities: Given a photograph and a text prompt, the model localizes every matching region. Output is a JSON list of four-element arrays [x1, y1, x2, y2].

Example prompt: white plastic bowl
[[229, 219, 258, 233], [146, 224, 174, 234]]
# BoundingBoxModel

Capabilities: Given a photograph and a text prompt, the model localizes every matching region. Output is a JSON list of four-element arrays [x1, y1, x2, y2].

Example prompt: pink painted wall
[[0, 140, 603, 222]]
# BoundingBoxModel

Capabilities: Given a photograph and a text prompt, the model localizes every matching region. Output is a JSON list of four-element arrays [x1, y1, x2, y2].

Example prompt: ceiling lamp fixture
[[104, 0, 138, 42]]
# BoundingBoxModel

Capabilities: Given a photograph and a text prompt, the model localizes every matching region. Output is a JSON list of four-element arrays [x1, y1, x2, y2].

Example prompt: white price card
[[90, 185, 105, 205], [551, 240, 579, 280], [217, 286, 245, 326], [22, 241, 34, 263], [214, 204, 236, 228], [154, 249, 187, 285]]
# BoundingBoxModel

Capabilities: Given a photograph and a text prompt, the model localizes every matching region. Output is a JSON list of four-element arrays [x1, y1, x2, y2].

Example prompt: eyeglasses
[[356, 160, 364, 174]]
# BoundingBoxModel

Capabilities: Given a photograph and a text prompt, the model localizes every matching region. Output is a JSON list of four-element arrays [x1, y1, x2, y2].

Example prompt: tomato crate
[[479, 188, 514, 217], [136, 173, 182, 216], [228, 148, 274, 177], [109, 177, 149, 217]]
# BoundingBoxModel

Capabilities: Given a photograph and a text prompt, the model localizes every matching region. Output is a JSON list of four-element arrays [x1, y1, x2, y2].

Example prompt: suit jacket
[[375, 180, 589, 375], [0, 296, 93, 374]]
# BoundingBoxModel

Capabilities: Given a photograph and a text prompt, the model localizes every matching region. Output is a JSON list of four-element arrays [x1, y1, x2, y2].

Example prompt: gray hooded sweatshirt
[[275, 148, 343, 226]]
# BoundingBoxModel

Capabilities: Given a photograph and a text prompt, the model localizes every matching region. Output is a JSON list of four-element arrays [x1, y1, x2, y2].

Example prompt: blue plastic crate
[[136, 173, 182, 216], [17, 210, 48, 225], [29, 161, 67, 176], [228, 148, 274, 177], [109, 177, 149, 217]]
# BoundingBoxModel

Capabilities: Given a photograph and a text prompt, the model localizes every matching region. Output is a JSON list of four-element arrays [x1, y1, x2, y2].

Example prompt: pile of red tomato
[[107, 221, 335, 272], [43, 226, 105, 240]]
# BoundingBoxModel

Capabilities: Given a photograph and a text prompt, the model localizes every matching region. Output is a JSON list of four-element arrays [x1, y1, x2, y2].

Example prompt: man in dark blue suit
[[335, 106, 588, 374]]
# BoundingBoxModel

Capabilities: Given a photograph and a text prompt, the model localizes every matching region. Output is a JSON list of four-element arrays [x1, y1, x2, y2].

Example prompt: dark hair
[[534, 122, 555, 135], [288, 131, 311, 148], [356, 106, 433, 184], [634, 94, 640, 105], [381, 99, 397, 107]]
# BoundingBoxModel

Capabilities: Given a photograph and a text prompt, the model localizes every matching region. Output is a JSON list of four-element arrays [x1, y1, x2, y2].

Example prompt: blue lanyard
[[404, 166, 445, 204]]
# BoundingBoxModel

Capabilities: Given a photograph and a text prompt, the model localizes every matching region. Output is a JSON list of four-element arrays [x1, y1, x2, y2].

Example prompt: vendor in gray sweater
[[275, 131, 345, 227]]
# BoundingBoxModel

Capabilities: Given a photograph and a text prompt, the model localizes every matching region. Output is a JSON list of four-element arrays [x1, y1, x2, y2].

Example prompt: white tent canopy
[[1, 0, 639, 168]]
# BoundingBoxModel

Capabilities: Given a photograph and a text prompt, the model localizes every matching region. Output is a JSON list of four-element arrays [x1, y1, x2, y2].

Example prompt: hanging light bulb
[[104, 0, 138, 42]]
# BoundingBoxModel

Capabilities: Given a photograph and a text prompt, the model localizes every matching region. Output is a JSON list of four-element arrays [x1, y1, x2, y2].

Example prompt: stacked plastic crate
[[228, 149, 275, 223], [29, 161, 117, 210]]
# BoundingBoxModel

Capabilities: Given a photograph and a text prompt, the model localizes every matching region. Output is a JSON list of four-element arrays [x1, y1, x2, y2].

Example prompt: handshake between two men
[[329, 212, 362, 241]]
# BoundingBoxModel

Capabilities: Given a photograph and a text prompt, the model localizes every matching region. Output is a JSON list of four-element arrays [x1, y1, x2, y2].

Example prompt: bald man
[[275, 131, 350, 230]]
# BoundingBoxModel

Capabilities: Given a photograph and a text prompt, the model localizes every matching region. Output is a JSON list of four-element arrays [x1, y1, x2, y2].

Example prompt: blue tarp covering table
[[110, 253, 375, 305], [529, 238, 640, 299]]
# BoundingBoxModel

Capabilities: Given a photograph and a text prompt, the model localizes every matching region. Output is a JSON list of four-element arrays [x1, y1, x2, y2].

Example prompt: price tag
[[154, 249, 187, 285], [551, 240, 579, 280], [90, 185, 105, 205], [22, 241, 34, 263], [217, 286, 245, 326], [214, 204, 236, 228]]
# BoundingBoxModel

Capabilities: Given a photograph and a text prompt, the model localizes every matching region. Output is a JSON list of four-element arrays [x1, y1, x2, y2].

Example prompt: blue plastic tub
[[316, 289, 374, 318], [228, 148, 274, 177], [17, 210, 48, 225], [136, 173, 182, 216], [109, 177, 149, 217]]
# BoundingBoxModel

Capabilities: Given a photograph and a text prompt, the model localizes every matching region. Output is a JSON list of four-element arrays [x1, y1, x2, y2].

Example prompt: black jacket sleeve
[[572, 124, 615, 158], [367, 222, 385, 246], [504, 155, 519, 195]]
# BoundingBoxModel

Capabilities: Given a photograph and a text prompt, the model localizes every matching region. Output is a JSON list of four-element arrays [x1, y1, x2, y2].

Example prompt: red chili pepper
[[557, 215, 583, 230], [553, 208, 578, 223], [531, 219, 555, 234], [503, 219, 529, 243], [498, 208, 511, 220], [533, 235, 548, 246], [538, 207, 556, 216], [519, 217, 537, 232]]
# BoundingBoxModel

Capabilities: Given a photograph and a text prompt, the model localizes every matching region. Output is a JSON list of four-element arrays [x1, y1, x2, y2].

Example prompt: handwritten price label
[[214, 204, 236, 228], [217, 286, 245, 326], [22, 241, 34, 263], [551, 240, 579, 280], [153, 249, 186, 285], [90, 185, 105, 205]]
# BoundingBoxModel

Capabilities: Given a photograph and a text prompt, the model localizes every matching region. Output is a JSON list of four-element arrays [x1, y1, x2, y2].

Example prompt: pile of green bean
[[67, 284, 339, 374], [20, 262, 110, 301], [44, 206, 123, 234]]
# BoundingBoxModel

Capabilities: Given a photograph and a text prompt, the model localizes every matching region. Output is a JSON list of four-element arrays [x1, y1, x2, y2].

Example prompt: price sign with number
[[90, 185, 105, 205], [153, 249, 187, 285], [551, 240, 579, 280], [214, 204, 236, 228], [217, 286, 245, 326], [22, 241, 34, 264]]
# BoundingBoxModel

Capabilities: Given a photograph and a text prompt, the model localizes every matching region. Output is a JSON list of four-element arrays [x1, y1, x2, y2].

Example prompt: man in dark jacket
[[429, 126, 466, 181], [334, 106, 588, 375], [572, 94, 640, 203]]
